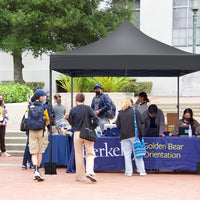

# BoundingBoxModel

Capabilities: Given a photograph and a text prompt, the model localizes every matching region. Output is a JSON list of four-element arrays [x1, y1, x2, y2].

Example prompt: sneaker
[[1, 152, 11, 157], [33, 171, 45, 182], [140, 172, 147, 176], [22, 165, 27, 170], [86, 174, 97, 182], [125, 173, 132, 177]]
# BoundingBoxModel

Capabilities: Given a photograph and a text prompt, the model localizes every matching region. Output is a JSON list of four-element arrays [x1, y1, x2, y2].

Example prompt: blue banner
[[67, 136, 200, 173]]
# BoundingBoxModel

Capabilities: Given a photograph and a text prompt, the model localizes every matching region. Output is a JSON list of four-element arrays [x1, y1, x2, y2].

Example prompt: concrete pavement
[[0, 157, 199, 200]]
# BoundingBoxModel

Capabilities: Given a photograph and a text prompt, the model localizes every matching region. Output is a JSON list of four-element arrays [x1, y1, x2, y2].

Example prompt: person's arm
[[169, 120, 180, 136], [68, 110, 74, 127], [193, 119, 200, 128], [2, 105, 8, 126], [91, 98, 95, 110], [193, 120, 200, 135], [116, 112, 121, 129], [159, 110, 165, 137], [100, 94, 111, 113], [136, 109, 144, 138], [195, 125, 200, 136], [88, 107, 99, 129]]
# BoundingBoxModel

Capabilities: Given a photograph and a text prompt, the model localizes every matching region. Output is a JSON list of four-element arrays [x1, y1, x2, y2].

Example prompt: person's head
[[94, 83, 103, 96], [34, 89, 48, 102], [182, 108, 194, 123], [76, 93, 85, 104], [138, 92, 150, 103], [54, 93, 61, 105], [0, 94, 4, 106], [121, 98, 133, 111], [148, 104, 158, 118]]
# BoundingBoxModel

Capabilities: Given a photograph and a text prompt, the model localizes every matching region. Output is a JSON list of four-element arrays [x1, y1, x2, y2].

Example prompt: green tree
[[0, 0, 135, 83]]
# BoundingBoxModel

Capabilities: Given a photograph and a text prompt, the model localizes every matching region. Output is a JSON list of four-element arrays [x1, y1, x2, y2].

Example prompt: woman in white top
[[53, 94, 66, 126], [134, 92, 150, 114]]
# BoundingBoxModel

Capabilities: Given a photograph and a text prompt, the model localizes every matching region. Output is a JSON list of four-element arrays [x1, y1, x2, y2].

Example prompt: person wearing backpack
[[91, 84, 113, 131], [27, 89, 49, 181]]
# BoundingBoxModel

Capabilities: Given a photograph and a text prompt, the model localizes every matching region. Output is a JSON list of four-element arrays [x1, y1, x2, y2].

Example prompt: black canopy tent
[[46, 20, 200, 174]]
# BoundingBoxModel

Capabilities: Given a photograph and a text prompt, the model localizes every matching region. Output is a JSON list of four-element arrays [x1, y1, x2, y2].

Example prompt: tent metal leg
[[71, 77, 73, 108], [44, 67, 57, 175], [177, 76, 180, 120]]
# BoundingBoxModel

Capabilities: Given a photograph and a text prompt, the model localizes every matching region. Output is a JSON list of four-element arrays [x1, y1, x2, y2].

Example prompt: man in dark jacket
[[91, 83, 112, 131], [142, 104, 165, 137]]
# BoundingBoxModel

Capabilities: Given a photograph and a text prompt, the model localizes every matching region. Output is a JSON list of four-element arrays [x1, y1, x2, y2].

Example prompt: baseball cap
[[34, 89, 49, 99], [94, 83, 103, 89]]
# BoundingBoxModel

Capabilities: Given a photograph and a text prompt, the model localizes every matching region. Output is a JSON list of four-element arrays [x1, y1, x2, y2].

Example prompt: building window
[[173, 0, 200, 47], [132, 0, 140, 29]]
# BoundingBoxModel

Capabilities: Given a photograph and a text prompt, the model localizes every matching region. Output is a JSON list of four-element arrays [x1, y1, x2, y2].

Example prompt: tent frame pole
[[44, 65, 57, 175], [71, 77, 73, 108], [177, 76, 180, 120]]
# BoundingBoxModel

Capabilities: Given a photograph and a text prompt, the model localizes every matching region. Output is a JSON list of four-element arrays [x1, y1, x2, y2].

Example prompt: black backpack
[[28, 101, 46, 131], [20, 112, 28, 132]]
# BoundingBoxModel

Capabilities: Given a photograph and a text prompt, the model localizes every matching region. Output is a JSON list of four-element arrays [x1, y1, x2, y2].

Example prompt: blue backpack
[[104, 95, 116, 119], [28, 101, 46, 131]]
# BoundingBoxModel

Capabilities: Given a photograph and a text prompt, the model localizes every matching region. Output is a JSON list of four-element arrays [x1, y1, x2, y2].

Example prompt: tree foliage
[[0, 0, 135, 56], [0, 0, 135, 83]]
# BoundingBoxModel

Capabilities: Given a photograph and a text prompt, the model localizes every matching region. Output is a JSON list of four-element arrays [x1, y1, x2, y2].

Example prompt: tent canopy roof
[[50, 20, 200, 77]]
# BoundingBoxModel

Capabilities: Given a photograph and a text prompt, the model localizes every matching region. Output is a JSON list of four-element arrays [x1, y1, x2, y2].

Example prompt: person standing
[[0, 94, 11, 157], [22, 95, 36, 169], [68, 93, 99, 182], [27, 89, 49, 181], [116, 98, 146, 176], [134, 92, 150, 114], [142, 104, 165, 137], [91, 83, 112, 131], [53, 94, 66, 126]]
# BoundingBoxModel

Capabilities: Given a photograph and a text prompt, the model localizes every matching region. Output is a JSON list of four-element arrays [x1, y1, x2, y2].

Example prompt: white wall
[[0, 51, 59, 92], [140, 0, 173, 45], [138, 0, 176, 96]]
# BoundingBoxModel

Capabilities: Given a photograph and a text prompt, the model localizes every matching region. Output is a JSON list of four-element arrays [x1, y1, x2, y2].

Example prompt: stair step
[[5, 137, 27, 144], [6, 150, 24, 157], [6, 131, 26, 137], [6, 144, 26, 151]]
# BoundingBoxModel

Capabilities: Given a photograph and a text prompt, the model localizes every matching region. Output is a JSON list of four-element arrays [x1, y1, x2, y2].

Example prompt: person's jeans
[[74, 131, 95, 180], [22, 131, 31, 166], [121, 137, 146, 175]]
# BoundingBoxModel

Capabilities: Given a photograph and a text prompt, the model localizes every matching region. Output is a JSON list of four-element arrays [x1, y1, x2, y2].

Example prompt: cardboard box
[[167, 113, 178, 126]]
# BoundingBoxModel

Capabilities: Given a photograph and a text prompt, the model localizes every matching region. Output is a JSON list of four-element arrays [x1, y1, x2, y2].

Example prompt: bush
[[0, 83, 33, 103], [122, 81, 153, 96], [25, 82, 45, 92]]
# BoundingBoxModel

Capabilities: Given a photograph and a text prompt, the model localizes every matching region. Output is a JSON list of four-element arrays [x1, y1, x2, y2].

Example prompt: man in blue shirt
[[91, 84, 112, 131]]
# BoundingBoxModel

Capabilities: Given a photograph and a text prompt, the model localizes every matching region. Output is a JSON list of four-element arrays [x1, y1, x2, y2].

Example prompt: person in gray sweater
[[134, 92, 150, 114], [142, 104, 165, 137], [53, 94, 66, 126]]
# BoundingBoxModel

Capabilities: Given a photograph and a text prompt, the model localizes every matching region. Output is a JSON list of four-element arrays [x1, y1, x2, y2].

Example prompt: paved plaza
[[2, 96, 200, 200], [0, 157, 199, 200]]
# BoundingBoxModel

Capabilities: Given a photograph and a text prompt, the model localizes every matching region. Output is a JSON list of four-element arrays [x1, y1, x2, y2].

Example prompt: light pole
[[191, 0, 200, 53]]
